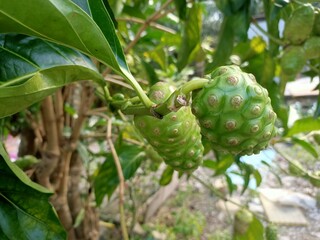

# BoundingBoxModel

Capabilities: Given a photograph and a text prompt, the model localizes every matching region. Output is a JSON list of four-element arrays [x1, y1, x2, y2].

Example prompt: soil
[[147, 146, 320, 240]]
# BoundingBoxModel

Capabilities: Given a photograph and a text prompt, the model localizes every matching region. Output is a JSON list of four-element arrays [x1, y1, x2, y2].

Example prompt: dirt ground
[[148, 146, 320, 240]]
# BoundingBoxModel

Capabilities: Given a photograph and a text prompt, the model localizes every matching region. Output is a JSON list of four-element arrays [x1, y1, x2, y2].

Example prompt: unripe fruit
[[192, 65, 277, 156], [280, 46, 306, 76], [313, 10, 320, 36], [284, 4, 315, 45], [303, 36, 320, 59], [233, 208, 253, 235], [134, 82, 203, 172]]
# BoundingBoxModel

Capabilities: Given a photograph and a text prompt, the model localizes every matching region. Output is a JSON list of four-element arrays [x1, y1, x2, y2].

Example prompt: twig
[[106, 119, 129, 240], [251, 19, 285, 46], [191, 174, 268, 221], [124, 0, 174, 54], [105, 77, 134, 90], [117, 16, 176, 34]]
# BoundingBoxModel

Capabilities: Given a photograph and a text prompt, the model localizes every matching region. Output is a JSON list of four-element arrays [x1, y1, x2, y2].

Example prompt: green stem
[[251, 19, 285, 46], [181, 78, 209, 95], [191, 174, 268, 221], [122, 71, 155, 108]]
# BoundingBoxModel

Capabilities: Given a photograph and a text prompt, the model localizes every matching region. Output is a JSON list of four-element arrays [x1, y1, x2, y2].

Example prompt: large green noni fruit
[[192, 65, 277, 156], [134, 82, 203, 172]]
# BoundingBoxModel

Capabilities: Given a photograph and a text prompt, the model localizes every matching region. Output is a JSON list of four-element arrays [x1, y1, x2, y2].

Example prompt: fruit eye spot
[[228, 138, 239, 146], [251, 124, 260, 133], [137, 121, 146, 128], [253, 86, 263, 95], [248, 73, 256, 82], [219, 67, 228, 75], [227, 76, 239, 85], [207, 95, 218, 107], [186, 162, 194, 168], [251, 105, 261, 115], [202, 120, 212, 129], [269, 110, 276, 120], [189, 150, 195, 157], [263, 131, 271, 139], [225, 120, 237, 130], [153, 128, 160, 135], [171, 115, 177, 121], [231, 95, 243, 108], [172, 129, 179, 135]]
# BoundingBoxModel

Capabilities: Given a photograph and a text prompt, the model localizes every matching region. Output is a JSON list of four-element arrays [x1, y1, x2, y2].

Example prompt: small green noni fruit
[[134, 82, 203, 172], [192, 65, 277, 156], [283, 3, 315, 45]]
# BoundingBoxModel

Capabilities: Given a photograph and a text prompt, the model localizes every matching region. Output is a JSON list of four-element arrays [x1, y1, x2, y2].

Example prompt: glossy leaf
[[225, 173, 237, 194], [174, 0, 187, 20], [0, 34, 103, 118], [234, 215, 264, 240], [286, 117, 320, 137], [214, 154, 235, 176], [292, 137, 319, 158], [94, 144, 145, 205], [159, 165, 174, 186], [205, 16, 234, 73], [0, 143, 66, 240], [177, 3, 202, 71], [0, 0, 131, 81]]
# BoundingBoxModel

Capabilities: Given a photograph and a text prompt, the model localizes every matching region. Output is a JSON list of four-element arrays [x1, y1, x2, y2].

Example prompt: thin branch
[[124, 0, 174, 54], [191, 174, 268, 221], [105, 77, 134, 90], [106, 119, 129, 240], [117, 16, 176, 34], [251, 19, 285, 46]]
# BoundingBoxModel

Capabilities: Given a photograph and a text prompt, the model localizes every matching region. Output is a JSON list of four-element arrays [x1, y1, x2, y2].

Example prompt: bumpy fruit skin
[[134, 82, 203, 172], [192, 65, 277, 156], [303, 36, 320, 59], [284, 4, 315, 45]]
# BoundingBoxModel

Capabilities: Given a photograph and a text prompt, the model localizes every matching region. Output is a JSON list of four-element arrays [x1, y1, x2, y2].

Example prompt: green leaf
[[234, 215, 264, 240], [291, 137, 319, 158], [0, 143, 66, 240], [0, 34, 103, 118], [94, 144, 145, 205], [205, 16, 235, 73], [159, 165, 174, 186], [225, 173, 237, 194], [88, 0, 119, 50], [253, 169, 262, 187], [174, 0, 187, 20], [202, 159, 216, 170], [233, 37, 266, 62], [141, 60, 159, 85], [0, 0, 132, 81], [214, 154, 235, 176], [177, 3, 202, 71], [286, 117, 320, 137]]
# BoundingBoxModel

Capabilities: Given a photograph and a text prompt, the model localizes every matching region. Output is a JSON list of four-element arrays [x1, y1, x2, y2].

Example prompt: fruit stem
[[121, 71, 155, 108], [251, 19, 286, 46], [181, 78, 209, 95]]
